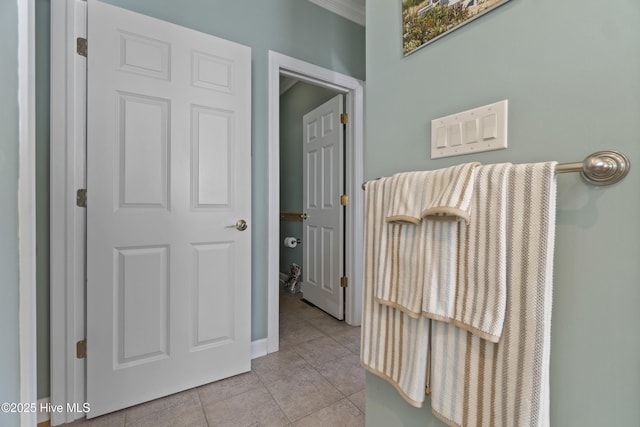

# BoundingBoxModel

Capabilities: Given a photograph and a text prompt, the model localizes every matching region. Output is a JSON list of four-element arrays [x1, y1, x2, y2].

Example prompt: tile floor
[[63, 290, 365, 427]]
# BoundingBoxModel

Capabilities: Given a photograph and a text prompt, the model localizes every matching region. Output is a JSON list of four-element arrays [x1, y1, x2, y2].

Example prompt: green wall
[[0, 0, 22, 425], [36, 0, 365, 399], [279, 82, 339, 275], [365, 0, 640, 426], [35, 0, 50, 401]]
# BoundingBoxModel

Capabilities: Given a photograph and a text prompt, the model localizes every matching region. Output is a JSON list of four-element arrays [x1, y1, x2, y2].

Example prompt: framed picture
[[402, 0, 512, 55]]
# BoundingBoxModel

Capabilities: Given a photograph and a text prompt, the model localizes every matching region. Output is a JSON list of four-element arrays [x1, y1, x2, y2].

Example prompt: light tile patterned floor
[[63, 291, 364, 427]]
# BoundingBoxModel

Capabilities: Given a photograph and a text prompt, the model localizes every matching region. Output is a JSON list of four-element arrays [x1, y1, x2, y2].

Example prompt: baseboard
[[251, 338, 268, 359], [37, 397, 50, 425], [279, 271, 288, 284]]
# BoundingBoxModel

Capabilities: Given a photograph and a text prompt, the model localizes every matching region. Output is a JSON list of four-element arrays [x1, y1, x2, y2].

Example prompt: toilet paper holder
[[283, 237, 301, 248]]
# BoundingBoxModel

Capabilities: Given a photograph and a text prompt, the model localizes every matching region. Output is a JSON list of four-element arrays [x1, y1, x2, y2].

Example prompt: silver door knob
[[226, 219, 248, 231]]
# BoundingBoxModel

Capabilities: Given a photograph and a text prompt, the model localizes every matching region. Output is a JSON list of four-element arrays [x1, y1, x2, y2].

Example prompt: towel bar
[[361, 150, 630, 189]]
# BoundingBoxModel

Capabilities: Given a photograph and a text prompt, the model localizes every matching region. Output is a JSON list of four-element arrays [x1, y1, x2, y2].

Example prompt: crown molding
[[308, 0, 365, 26]]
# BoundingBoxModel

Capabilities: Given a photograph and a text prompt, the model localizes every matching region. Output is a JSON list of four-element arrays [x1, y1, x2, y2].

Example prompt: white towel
[[361, 176, 431, 407], [431, 162, 557, 427], [385, 163, 479, 224], [448, 163, 510, 343], [385, 171, 432, 224], [420, 162, 480, 222], [376, 163, 480, 319]]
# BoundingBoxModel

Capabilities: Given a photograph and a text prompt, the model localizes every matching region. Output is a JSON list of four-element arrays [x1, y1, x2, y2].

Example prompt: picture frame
[[402, 0, 513, 56]]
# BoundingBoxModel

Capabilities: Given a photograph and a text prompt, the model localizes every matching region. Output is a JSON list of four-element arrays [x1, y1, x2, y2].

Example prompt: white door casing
[[86, 0, 251, 417], [267, 51, 365, 355], [302, 95, 344, 319]]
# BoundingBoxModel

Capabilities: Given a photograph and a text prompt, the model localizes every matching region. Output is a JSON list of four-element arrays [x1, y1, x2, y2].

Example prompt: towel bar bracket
[[556, 150, 630, 186]]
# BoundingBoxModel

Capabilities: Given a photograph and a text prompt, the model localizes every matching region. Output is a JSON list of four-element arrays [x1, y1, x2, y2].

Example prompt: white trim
[[50, 0, 87, 425], [267, 51, 364, 354], [250, 339, 268, 360], [308, 0, 365, 26], [18, 0, 38, 425], [279, 272, 288, 284], [37, 397, 51, 424]]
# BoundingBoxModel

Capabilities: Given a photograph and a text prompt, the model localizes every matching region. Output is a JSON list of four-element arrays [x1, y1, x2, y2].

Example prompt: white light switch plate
[[431, 100, 508, 159]]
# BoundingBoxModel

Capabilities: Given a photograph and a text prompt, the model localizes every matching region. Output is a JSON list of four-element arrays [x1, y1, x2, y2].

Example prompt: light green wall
[[0, 0, 22, 425], [36, 0, 365, 399], [35, 0, 50, 400], [365, 0, 640, 426], [279, 82, 339, 274]]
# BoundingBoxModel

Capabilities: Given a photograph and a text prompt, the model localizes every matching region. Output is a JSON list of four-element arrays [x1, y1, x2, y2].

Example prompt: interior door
[[302, 94, 345, 320], [86, 0, 251, 417]]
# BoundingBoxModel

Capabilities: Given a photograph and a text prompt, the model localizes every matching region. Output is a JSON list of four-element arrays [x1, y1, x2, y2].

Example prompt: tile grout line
[[253, 362, 296, 425], [194, 386, 211, 427]]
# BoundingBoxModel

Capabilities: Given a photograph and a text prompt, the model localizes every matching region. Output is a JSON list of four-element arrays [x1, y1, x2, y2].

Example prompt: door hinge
[[76, 339, 87, 359], [76, 189, 87, 208], [76, 37, 88, 57], [340, 113, 349, 125], [340, 276, 349, 288], [340, 194, 349, 206]]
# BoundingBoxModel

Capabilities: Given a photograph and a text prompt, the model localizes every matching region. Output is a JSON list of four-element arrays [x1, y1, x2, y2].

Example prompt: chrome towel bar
[[362, 150, 630, 189]]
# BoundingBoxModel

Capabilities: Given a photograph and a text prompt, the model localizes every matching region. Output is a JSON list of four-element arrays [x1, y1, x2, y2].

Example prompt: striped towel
[[420, 162, 480, 221], [385, 163, 479, 224], [385, 171, 432, 224], [448, 163, 510, 343], [430, 162, 557, 427], [376, 163, 480, 318], [361, 176, 431, 407]]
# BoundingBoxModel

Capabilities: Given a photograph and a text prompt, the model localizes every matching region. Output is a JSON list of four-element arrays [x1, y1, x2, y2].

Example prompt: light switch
[[435, 125, 447, 148], [448, 123, 462, 146], [430, 100, 508, 159], [464, 119, 479, 144], [483, 113, 498, 140]]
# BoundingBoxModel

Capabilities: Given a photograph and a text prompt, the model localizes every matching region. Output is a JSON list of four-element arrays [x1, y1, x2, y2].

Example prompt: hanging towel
[[385, 171, 433, 224], [430, 162, 557, 427], [376, 163, 480, 319], [420, 162, 480, 221], [385, 162, 479, 224], [361, 176, 431, 407], [446, 163, 511, 343]]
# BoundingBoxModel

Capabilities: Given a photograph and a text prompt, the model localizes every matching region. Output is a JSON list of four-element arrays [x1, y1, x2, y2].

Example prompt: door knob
[[300, 213, 309, 220], [226, 219, 248, 231]]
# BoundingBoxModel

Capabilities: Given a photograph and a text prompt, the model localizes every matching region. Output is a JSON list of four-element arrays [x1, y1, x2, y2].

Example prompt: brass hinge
[[340, 276, 348, 288], [76, 339, 87, 359], [340, 194, 349, 206], [76, 189, 87, 208], [340, 113, 349, 125], [76, 37, 87, 57]]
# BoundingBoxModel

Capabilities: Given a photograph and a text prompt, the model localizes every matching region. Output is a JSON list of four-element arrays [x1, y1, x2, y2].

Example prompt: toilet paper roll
[[283, 237, 298, 248]]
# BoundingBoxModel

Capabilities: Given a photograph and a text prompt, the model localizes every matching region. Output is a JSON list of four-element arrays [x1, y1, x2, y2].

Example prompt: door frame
[[267, 51, 364, 353], [50, 1, 89, 424], [18, 0, 38, 425]]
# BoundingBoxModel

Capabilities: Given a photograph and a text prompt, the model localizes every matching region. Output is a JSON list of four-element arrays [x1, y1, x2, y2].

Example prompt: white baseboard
[[279, 272, 288, 284], [37, 397, 50, 424], [251, 338, 268, 359]]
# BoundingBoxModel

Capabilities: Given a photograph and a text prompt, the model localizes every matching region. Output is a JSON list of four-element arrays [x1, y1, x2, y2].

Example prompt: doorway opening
[[266, 51, 365, 354]]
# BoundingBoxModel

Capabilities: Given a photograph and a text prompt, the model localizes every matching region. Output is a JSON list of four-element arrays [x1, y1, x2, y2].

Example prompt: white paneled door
[[86, 0, 251, 417], [302, 95, 345, 319]]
